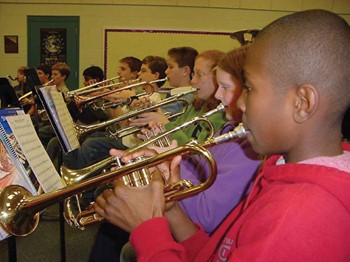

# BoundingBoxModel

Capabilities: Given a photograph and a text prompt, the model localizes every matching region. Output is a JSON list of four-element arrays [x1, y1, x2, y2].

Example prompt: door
[[28, 16, 79, 90]]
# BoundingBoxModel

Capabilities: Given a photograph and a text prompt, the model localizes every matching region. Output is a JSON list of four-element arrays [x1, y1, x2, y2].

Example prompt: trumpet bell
[[0, 185, 39, 236]]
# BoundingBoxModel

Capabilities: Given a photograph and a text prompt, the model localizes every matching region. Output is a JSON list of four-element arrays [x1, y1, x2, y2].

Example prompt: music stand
[[24, 68, 41, 86], [0, 77, 20, 108], [24, 68, 42, 99], [23, 69, 68, 261]]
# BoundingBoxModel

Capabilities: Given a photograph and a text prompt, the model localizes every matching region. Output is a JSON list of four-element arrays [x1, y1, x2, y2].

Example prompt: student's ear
[[154, 72, 160, 80], [183, 66, 191, 77], [131, 71, 139, 79], [293, 84, 319, 123]]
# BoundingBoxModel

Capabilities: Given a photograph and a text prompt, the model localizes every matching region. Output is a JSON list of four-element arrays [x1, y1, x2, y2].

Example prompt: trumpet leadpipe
[[67, 76, 121, 97]]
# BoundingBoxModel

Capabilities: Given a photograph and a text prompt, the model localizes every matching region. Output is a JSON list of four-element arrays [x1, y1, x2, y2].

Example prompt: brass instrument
[[0, 123, 246, 236], [66, 76, 121, 98], [18, 80, 54, 107], [73, 87, 195, 140], [92, 83, 156, 111], [72, 78, 167, 109], [107, 88, 199, 139], [69, 103, 224, 183], [18, 91, 34, 106], [63, 103, 224, 227]]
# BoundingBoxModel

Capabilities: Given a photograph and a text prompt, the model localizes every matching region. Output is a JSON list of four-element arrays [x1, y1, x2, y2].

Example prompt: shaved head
[[250, 10, 350, 121]]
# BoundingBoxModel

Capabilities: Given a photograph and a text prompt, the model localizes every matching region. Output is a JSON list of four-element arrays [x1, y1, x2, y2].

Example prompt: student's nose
[[190, 75, 198, 86], [215, 87, 222, 101], [236, 91, 246, 113]]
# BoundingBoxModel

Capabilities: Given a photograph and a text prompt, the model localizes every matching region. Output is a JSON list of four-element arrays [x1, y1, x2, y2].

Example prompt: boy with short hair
[[51, 62, 71, 94], [82, 65, 104, 86], [36, 64, 52, 85], [118, 56, 142, 82], [95, 9, 350, 261]]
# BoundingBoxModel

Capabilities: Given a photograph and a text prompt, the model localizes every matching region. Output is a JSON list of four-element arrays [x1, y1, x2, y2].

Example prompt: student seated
[[89, 46, 261, 262], [95, 9, 350, 261]]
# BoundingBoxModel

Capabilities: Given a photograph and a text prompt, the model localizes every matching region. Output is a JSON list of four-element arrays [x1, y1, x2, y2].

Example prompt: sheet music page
[[50, 88, 80, 150], [39, 86, 70, 150], [6, 114, 64, 192]]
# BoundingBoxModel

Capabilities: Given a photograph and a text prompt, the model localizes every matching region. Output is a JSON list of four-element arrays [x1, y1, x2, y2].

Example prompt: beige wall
[[1, 0, 350, 86]]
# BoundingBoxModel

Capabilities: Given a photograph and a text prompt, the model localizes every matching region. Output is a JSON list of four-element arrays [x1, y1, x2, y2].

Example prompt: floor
[[0, 203, 100, 262]]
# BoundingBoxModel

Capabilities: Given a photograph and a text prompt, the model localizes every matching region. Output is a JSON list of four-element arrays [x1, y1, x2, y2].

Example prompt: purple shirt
[[179, 123, 261, 234]]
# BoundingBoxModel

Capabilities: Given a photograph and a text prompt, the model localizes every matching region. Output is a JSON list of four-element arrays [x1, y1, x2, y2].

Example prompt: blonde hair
[[193, 50, 224, 111]]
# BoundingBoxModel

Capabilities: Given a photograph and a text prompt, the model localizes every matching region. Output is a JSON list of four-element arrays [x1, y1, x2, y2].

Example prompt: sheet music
[[6, 114, 64, 192], [50, 89, 80, 150], [0, 107, 39, 194], [39, 86, 70, 150]]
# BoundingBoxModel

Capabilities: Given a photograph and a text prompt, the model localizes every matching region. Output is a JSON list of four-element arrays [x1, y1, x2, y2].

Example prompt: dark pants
[[89, 222, 130, 262]]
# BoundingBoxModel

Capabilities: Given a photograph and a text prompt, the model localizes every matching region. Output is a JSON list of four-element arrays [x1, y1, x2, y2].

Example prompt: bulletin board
[[104, 29, 241, 78]]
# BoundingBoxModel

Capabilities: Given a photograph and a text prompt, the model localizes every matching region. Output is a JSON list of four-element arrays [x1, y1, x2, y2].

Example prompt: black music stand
[[23, 68, 41, 91], [0, 77, 20, 108], [24, 68, 67, 261], [7, 236, 17, 262]]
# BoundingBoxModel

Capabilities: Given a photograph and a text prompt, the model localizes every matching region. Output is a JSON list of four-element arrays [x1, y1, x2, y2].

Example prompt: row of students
[[87, 48, 234, 261], [89, 45, 263, 262], [61, 47, 199, 170]]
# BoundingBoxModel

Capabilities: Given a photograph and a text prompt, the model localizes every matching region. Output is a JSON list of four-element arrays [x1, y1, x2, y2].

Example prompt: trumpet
[[66, 76, 121, 97], [67, 103, 224, 184], [18, 80, 54, 106], [0, 123, 246, 236], [107, 88, 198, 139], [63, 103, 224, 227], [18, 91, 34, 106], [91, 84, 156, 111], [72, 78, 167, 109], [73, 87, 195, 140]]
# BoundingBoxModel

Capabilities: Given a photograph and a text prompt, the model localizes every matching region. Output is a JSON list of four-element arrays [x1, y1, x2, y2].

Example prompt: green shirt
[[165, 104, 226, 145]]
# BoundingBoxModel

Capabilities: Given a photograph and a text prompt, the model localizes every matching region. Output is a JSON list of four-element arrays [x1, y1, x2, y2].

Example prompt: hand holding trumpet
[[129, 107, 169, 127], [93, 147, 182, 232]]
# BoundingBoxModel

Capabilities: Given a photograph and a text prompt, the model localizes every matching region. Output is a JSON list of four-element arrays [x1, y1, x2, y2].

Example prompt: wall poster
[[4, 35, 19, 53], [40, 28, 66, 66]]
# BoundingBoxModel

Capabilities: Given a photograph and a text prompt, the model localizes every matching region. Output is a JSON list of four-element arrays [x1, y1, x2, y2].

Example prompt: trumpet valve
[[164, 179, 194, 198], [122, 156, 151, 187], [76, 207, 104, 228]]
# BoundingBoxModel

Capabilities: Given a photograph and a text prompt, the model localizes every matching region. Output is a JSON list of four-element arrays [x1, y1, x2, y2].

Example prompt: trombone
[[73, 87, 196, 140], [0, 123, 246, 236]]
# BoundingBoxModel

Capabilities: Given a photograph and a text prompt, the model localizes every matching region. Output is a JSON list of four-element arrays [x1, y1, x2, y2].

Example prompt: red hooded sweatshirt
[[130, 143, 350, 261]]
